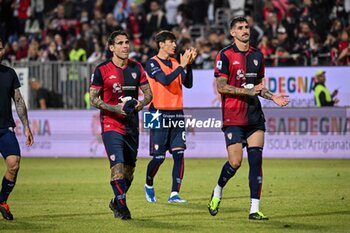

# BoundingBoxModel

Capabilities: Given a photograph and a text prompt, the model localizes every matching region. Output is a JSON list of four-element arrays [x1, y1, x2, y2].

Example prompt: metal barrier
[[13, 61, 96, 109]]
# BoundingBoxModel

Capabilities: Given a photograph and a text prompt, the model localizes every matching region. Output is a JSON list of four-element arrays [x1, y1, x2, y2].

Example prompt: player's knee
[[7, 163, 20, 176], [228, 157, 242, 169], [111, 163, 124, 180], [153, 154, 165, 164], [124, 165, 135, 181]]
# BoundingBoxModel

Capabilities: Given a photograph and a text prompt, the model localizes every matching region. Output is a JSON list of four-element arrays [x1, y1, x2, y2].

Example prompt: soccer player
[[0, 38, 34, 220], [90, 31, 152, 220], [207, 17, 289, 220], [144, 30, 197, 203]]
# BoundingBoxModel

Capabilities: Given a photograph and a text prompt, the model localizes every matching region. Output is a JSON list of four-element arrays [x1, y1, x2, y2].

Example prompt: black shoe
[[109, 200, 131, 220], [0, 202, 14, 220], [249, 211, 269, 220]]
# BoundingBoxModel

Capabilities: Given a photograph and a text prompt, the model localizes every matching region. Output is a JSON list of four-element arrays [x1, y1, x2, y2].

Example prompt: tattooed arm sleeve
[[90, 87, 124, 114]]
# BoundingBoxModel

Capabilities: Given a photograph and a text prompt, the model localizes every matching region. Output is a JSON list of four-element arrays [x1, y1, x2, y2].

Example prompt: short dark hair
[[108, 30, 129, 46], [230, 16, 248, 29], [155, 30, 176, 49]]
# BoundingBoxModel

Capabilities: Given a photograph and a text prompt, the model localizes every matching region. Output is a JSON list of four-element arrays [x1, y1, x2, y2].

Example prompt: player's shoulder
[[95, 59, 112, 70], [146, 57, 160, 68], [127, 59, 143, 69], [249, 46, 263, 56], [0, 63, 15, 73], [219, 44, 235, 54]]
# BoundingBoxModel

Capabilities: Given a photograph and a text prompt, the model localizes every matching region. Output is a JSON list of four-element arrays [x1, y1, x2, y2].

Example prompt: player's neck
[[157, 50, 170, 60], [234, 40, 250, 52], [112, 56, 128, 68]]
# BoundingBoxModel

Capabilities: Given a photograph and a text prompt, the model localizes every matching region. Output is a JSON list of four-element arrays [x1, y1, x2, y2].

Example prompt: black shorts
[[102, 131, 138, 168], [222, 123, 266, 148], [149, 113, 186, 155], [0, 128, 21, 158]]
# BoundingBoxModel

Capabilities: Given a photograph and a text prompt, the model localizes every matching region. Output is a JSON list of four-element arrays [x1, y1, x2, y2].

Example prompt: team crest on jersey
[[236, 69, 245, 80], [253, 59, 258, 66], [109, 154, 116, 161], [109, 75, 117, 79], [131, 72, 137, 79], [227, 133, 232, 140], [216, 60, 222, 69], [154, 144, 159, 150]]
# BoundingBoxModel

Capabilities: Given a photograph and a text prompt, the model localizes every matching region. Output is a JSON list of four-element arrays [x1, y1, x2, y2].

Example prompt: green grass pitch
[[0, 158, 349, 233]]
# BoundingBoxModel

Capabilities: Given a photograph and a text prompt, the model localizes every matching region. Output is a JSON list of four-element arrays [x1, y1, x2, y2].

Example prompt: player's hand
[[135, 100, 144, 112], [25, 127, 34, 146], [332, 89, 338, 97], [272, 93, 289, 107], [180, 49, 192, 67], [245, 83, 264, 96], [188, 47, 198, 64]]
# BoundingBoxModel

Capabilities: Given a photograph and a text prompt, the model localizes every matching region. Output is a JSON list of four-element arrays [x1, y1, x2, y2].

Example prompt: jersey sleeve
[[10, 68, 21, 89], [90, 67, 103, 88], [258, 53, 265, 80], [145, 58, 161, 79], [214, 51, 229, 78], [139, 64, 148, 86]]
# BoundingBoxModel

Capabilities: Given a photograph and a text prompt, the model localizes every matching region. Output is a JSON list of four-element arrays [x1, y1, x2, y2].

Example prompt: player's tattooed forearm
[[140, 84, 153, 106], [90, 88, 124, 114], [14, 89, 30, 128], [111, 163, 125, 180], [260, 88, 273, 100], [216, 77, 246, 96]]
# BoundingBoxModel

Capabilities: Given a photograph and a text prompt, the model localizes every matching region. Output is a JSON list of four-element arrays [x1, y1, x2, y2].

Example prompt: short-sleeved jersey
[[214, 44, 265, 126], [0, 64, 21, 128], [91, 59, 147, 135]]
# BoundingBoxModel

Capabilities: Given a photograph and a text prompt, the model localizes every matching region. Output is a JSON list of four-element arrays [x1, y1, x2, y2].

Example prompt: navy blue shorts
[[222, 123, 266, 148], [150, 114, 186, 155], [102, 131, 138, 168], [0, 128, 21, 158]]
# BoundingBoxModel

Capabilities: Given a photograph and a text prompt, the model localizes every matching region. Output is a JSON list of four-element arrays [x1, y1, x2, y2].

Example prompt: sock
[[146, 155, 165, 186], [170, 191, 178, 197], [110, 179, 127, 208], [250, 198, 260, 214], [217, 161, 237, 188], [125, 177, 133, 193], [247, 147, 263, 200], [171, 150, 184, 192], [0, 177, 16, 203], [213, 184, 223, 199]]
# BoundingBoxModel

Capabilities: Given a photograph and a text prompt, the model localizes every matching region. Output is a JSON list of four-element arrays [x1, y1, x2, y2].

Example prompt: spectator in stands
[[246, 15, 264, 48], [127, 3, 145, 42], [263, 0, 282, 23], [87, 40, 104, 63], [29, 78, 51, 109], [331, 30, 349, 65], [165, 0, 182, 27], [16, 35, 29, 61], [273, 26, 295, 66], [258, 36, 275, 66], [293, 21, 313, 65], [264, 12, 281, 40], [313, 70, 339, 107], [47, 41, 59, 61], [144, 0, 169, 40]]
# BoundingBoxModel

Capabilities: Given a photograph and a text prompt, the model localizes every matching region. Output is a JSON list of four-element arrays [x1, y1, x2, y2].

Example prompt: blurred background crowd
[[0, 0, 349, 68]]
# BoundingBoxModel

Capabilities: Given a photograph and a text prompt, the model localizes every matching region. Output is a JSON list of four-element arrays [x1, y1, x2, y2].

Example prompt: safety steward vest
[[147, 56, 183, 110], [314, 84, 332, 107]]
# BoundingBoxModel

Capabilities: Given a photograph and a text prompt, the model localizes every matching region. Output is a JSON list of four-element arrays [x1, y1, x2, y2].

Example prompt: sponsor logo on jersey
[[233, 61, 240, 65], [109, 75, 117, 79]]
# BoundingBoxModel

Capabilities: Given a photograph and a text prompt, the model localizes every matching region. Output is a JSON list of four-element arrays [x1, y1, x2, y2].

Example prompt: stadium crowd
[[0, 0, 349, 67]]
